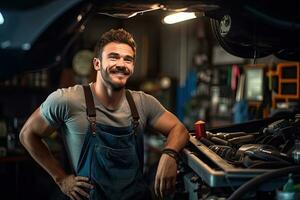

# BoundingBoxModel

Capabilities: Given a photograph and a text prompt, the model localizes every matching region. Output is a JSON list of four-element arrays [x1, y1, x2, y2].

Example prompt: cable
[[227, 165, 300, 200], [244, 5, 300, 30]]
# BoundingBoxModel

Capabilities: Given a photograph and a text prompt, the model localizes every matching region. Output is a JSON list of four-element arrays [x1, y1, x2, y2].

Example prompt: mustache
[[108, 66, 131, 75]]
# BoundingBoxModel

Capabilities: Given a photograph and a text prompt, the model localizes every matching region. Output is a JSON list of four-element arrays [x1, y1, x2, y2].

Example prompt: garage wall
[[160, 19, 199, 87]]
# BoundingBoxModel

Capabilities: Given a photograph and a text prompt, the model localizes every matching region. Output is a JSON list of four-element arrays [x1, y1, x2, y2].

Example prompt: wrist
[[53, 172, 68, 185], [162, 148, 180, 163]]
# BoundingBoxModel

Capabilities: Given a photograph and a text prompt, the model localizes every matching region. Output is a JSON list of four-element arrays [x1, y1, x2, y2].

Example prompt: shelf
[[0, 86, 53, 95]]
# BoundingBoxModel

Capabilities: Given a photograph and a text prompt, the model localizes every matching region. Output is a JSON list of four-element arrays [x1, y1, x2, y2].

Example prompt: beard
[[100, 65, 131, 91]]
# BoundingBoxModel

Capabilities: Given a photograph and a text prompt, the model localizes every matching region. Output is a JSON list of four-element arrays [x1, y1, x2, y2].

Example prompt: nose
[[116, 66, 124, 70], [116, 57, 126, 66]]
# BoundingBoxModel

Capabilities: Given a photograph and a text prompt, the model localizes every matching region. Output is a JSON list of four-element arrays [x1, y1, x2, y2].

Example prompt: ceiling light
[[0, 12, 4, 25], [163, 12, 197, 24]]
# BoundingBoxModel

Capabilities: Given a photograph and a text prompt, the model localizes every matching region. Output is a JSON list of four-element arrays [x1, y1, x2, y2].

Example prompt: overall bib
[[75, 86, 150, 200]]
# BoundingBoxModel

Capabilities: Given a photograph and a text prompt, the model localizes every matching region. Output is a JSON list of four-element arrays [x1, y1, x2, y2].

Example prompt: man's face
[[98, 42, 135, 90]]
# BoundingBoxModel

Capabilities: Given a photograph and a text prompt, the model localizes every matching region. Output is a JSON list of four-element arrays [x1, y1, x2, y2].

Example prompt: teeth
[[111, 72, 127, 75], [110, 70, 129, 75]]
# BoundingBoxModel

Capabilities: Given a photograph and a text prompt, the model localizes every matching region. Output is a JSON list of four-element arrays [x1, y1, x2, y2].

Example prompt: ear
[[93, 58, 101, 71]]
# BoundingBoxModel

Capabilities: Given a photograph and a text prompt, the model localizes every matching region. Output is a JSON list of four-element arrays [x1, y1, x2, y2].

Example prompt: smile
[[109, 66, 131, 76]]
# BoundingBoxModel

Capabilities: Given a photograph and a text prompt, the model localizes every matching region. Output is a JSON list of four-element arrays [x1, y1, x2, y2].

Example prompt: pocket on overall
[[96, 127, 136, 149], [92, 145, 140, 186]]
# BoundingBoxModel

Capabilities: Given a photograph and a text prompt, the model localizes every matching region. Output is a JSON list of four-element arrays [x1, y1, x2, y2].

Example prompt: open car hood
[[1, 0, 300, 79]]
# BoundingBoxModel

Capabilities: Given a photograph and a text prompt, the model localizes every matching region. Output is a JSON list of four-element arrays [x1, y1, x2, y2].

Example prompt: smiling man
[[19, 29, 189, 200]]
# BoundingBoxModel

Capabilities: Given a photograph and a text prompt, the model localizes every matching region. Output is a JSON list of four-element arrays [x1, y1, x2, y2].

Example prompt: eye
[[124, 60, 133, 64], [108, 55, 118, 61], [109, 57, 117, 61], [124, 57, 134, 64]]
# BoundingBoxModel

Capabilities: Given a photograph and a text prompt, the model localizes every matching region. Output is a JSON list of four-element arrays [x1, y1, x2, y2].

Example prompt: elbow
[[184, 128, 190, 143], [19, 126, 26, 146], [177, 124, 190, 144], [19, 125, 31, 147], [185, 130, 190, 141], [178, 124, 190, 144]]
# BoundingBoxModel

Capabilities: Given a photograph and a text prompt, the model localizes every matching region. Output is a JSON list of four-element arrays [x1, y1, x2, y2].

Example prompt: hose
[[244, 5, 300, 30], [227, 165, 300, 200]]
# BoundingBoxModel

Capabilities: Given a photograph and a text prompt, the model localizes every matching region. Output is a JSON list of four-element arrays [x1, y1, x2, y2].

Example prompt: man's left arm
[[152, 110, 190, 198]]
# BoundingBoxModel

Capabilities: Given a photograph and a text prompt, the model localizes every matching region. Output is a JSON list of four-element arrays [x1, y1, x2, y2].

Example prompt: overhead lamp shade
[[163, 12, 197, 24]]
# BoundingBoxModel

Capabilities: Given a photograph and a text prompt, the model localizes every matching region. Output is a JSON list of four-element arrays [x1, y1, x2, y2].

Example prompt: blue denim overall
[[76, 86, 149, 200]]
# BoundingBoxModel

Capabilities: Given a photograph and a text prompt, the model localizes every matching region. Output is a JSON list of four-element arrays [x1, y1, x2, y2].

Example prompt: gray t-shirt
[[40, 84, 166, 170]]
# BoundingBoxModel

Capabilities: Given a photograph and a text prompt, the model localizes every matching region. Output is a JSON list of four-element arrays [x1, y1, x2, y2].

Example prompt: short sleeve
[[140, 92, 166, 126], [40, 89, 69, 128]]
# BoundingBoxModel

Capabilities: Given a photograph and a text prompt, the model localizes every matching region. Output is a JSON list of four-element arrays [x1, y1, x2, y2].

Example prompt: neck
[[92, 79, 125, 110]]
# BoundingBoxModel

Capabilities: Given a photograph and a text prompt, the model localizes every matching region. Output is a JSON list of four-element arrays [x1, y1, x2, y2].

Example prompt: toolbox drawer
[[182, 135, 285, 188]]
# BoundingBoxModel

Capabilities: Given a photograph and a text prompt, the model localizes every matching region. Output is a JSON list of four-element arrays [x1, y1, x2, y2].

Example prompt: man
[[20, 28, 189, 200]]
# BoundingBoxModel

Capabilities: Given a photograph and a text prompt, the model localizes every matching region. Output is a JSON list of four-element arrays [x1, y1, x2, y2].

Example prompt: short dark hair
[[94, 28, 136, 60]]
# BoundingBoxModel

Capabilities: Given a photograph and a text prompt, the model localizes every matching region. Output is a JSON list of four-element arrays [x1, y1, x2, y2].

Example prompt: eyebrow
[[107, 52, 119, 57], [107, 52, 134, 61]]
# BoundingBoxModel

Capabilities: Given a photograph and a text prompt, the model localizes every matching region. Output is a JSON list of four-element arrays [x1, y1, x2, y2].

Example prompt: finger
[[75, 176, 89, 182], [165, 178, 176, 196], [171, 178, 176, 192], [154, 177, 160, 197], [70, 195, 76, 200], [165, 178, 172, 193], [73, 186, 89, 198], [71, 191, 82, 200], [160, 178, 165, 199], [76, 181, 94, 189]]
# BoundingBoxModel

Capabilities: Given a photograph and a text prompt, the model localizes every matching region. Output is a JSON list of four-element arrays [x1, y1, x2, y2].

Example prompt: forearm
[[20, 131, 94, 199], [20, 131, 67, 183], [164, 124, 189, 152], [155, 124, 189, 198]]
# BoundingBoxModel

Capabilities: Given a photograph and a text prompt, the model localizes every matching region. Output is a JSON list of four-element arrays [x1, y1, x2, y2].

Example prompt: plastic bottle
[[283, 173, 295, 192], [292, 140, 300, 164]]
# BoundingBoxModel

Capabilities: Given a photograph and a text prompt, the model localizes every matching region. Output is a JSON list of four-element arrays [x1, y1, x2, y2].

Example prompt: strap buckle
[[132, 119, 139, 135], [88, 116, 96, 136]]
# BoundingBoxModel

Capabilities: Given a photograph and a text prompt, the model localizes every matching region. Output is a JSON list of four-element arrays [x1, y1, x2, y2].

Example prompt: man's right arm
[[19, 107, 93, 200], [20, 107, 67, 183]]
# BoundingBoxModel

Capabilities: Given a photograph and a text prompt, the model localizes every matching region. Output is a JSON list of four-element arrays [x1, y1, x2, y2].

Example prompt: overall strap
[[125, 89, 140, 133], [60, 86, 95, 174], [125, 90, 144, 172], [83, 85, 96, 135]]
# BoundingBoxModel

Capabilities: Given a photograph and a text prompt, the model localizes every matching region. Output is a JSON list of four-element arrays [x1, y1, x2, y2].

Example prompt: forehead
[[102, 42, 134, 56]]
